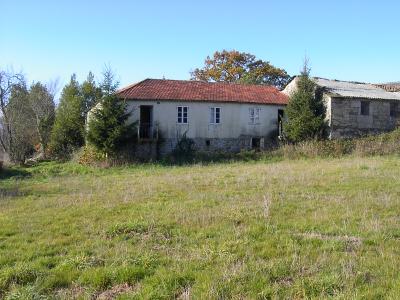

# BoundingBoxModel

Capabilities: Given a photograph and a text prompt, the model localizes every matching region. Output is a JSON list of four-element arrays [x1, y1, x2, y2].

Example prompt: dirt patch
[[96, 283, 137, 299], [176, 286, 191, 300], [56, 285, 89, 299]]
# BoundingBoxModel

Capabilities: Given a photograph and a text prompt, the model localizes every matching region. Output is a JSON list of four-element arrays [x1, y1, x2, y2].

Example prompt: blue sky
[[1, 0, 400, 95]]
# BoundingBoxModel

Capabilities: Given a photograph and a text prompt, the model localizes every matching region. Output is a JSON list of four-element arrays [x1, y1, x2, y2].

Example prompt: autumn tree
[[191, 50, 290, 89], [283, 61, 327, 142]]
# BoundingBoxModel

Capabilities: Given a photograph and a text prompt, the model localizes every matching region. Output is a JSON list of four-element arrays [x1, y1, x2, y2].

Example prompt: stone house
[[115, 79, 288, 156], [283, 77, 400, 138]]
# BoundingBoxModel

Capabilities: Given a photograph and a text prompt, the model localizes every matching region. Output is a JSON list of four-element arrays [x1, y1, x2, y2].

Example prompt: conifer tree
[[86, 94, 135, 157], [81, 72, 102, 116], [49, 75, 85, 158], [284, 61, 326, 142], [87, 67, 135, 157]]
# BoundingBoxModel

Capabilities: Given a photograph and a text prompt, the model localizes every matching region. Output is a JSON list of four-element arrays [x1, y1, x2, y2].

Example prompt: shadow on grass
[[158, 150, 284, 166], [0, 167, 31, 180], [0, 186, 27, 198]]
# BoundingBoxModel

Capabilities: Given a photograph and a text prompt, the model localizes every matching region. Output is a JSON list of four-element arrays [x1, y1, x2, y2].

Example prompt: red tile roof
[[117, 79, 288, 105]]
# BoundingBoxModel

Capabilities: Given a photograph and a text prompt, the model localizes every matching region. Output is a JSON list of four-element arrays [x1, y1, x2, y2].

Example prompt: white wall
[[125, 100, 284, 139]]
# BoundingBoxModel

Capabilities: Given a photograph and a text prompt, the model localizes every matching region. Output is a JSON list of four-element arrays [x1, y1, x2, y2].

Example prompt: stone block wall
[[329, 97, 400, 138], [131, 135, 276, 160]]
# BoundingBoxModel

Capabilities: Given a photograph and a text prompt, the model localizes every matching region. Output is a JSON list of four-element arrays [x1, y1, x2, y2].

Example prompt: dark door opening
[[140, 106, 153, 139], [251, 137, 261, 149], [278, 109, 284, 138]]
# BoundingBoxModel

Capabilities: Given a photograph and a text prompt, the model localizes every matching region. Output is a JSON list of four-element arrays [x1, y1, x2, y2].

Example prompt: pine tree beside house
[[283, 61, 327, 142], [86, 94, 136, 158]]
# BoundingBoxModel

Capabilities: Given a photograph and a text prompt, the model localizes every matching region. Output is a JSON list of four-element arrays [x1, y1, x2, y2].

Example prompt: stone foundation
[[131, 136, 275, 160]]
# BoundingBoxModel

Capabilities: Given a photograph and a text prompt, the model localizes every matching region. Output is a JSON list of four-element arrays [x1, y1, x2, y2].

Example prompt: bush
[[276, 128, 400, 159], [171, 133, 196, 162], [76, 145, 106, 166]]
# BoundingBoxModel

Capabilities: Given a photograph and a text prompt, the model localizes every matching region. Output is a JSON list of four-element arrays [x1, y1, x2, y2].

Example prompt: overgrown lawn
[[1, 157, 400, 299]]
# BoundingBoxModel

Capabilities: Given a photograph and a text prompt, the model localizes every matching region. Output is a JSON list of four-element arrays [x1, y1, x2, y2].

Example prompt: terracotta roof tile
[[117, 79, 288, 105]]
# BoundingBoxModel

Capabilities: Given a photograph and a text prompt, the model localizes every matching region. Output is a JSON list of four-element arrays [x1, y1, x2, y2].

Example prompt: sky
[[1, 0, 400, 97]]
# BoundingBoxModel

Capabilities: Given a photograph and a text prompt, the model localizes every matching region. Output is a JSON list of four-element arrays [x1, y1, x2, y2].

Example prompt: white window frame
[[177, 106, 188, 124], [210, 107, 221, 124], [249, 107, 260, 124]]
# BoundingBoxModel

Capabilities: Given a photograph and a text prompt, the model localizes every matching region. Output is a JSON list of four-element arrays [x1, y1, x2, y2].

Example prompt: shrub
[[171, 133, 196, 162], [76, 145, 105, 166], [276, 128, 400, 159]]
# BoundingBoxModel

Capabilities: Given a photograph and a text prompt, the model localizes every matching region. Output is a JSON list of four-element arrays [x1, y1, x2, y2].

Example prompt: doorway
[[140, 106, 153, 139], [278, 109, 284, 138]]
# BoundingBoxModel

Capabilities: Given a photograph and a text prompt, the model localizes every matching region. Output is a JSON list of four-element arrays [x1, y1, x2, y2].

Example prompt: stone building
[[283, 77, 400, 138], [114, 79, 288, 157]]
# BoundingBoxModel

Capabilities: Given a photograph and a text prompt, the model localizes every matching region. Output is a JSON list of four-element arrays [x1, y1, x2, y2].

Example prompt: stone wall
[[329, 97, 400, 138], [131, 135, 276, 160]]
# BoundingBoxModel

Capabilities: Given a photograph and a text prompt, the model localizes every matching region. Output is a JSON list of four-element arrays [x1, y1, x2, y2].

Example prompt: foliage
[[81, 72, 103, 116], [171, 132, 196, 161], [100, 65, 119, 96], [49, 75, 85, 159], [191, 50, 290, 89], [6, 83, 36, 164], [283, 61, 327, 142], [75, 145, 105, 166], [86, 94, 135, 157], [275, 127, 400, 159], [28, 82, 56, 156], [0, 69, 26, 158]]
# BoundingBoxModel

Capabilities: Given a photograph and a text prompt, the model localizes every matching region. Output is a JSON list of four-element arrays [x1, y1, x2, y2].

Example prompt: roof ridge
[[139, 78, 279, 89], [313, 77, 372, 85], [116, 78, 151, 93], [116, 78, 288, 105]]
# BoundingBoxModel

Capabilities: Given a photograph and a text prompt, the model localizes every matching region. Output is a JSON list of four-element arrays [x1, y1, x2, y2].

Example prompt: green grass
[[1, 156, 400, 299]]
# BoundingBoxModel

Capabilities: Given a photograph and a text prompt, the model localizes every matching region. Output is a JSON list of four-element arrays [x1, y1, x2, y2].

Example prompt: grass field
[[1, 156, 400, 299]]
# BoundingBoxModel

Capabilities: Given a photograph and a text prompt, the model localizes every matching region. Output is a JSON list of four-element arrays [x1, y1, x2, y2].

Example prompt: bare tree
[[0, 68, 25, 154], [28, 82, 56, 157], [7, 83, 36, 163]]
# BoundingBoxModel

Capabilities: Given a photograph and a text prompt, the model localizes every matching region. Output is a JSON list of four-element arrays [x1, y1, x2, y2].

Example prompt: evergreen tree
[[81, 72, 102, 116], [283, 61, 327, 142], [86, 94, 135, 157], [100, 65, 119, 96], [49, 75, 85, 158]]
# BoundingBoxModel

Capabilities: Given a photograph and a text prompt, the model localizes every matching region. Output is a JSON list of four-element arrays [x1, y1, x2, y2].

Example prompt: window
[[249, 107, 260, 124], [390, 102, 398, 118], [177, 106, 188, 123], [360, 101, 370, 116], [210, 107, 221, 124]]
